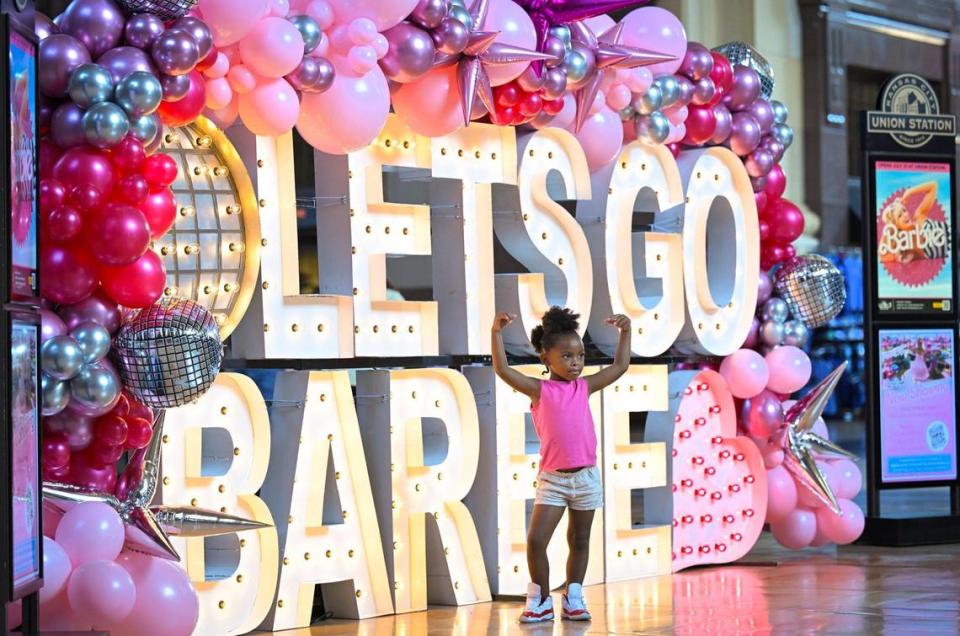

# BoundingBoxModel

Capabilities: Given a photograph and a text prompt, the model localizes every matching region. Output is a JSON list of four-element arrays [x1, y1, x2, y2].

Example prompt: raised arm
[[491, 312, 541, 401], [585, 314, 632, 393]]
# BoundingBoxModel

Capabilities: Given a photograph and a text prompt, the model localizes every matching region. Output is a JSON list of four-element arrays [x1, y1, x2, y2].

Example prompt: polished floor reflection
[[262, 534, 960, 635]]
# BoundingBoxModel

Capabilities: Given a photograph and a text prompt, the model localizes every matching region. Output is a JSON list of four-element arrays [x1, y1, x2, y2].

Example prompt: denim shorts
[[534, 465, 603, 510]]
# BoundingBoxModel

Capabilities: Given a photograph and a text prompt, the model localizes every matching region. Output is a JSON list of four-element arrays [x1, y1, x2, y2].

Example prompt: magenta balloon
[[757, 271, 773, 305], [36, 11, 58, 40], [39, 537, 72, 604], [55, 502, 125, 565], [745, 148, 774, 178], [762, 136, 785, 163], [723, 65, 761, 111], [86, 204, 152, 265], [751, 175, 767, 193], [764, 163, 787, 200], [172, 17, 214, 60], [96, 46, 157, 84], [380, 22, 436, 83], [740, 389, 784, 439], [124, 13, 165, 50], [115, 552, 200, 636], [710, 104, 732, 144], [58, 290, 122, 334], [39, 34, 92, 97], [53, 145, 114, 193], [50, 102, 87, 149], [40, 245, 98, 305], [41, 309, 67, 343], [57, 0, 125, 58], [152, 28, 201, 76], [64, 415, 94, 450], [160, 73, 191, 102], [68, 560, 136, 625], [729, 112, 761, 156], [675, 76, 694, 107], [747, 98, 774, 134], [680, 42, 713, 80]]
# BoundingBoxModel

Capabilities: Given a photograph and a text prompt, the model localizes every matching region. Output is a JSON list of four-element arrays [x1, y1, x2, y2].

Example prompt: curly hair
[[530, 306, 580, 353]]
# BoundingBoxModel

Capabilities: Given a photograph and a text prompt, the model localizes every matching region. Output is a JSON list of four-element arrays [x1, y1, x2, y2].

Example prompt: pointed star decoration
[[43, 413, 269, 560], [569, 20, 675, 131], [778, 362, 858, 515], [436, 0, 554, 125]]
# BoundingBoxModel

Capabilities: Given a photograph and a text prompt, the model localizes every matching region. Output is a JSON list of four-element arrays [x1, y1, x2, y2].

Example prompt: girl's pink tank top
[[531, 378, 597, 472]]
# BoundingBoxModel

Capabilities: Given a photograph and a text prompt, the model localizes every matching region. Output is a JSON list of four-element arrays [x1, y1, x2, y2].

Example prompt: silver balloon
[[129, 112, 160, 145], [761, 297, 790, 323], [411, 0, 448, 29], [448, 4, 472, 30], [69, 359, 122, 416], [635, 84, 662, 115], [654, 75, 680, 108], [42, 374, 70, 416], [564, 48, 592, 85], [82, 101, 130, 149], [760, 320, 785, 347], [619, 105, 636, 121], [115, 70, 163, 117], [550, 24, 572, 47], [634, 111, 670, 144], [771, 122, 793, 148], [288, 15, 322, 54], [112, 298, 223, 408], [782, 319, 810, 348], [770, 99, 788, 124], [71, 322, 112, 364], [42, 335, 85, 380], [775, 255, 846, 328], [67, 63, 114, 108]]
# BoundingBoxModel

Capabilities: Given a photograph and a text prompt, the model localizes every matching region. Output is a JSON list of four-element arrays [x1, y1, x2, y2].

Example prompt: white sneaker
[[519, 582, 554, 623], [561, 583, 591, 621]]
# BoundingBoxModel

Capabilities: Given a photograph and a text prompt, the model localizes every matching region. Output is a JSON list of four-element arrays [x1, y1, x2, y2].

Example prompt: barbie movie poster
[[879, 328, 957, 483], [875, 161, 953, 314], [10, 320, 40, 592], [9, 29, 37, 301]]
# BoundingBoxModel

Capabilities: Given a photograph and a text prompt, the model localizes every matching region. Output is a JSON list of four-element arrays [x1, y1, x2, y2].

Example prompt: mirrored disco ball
[[118, 0, 197, 20], [713, 41, 775, 100], [774, 255, 846, 328], [113, 298, 224, 408], [154, 116, 261, 340]]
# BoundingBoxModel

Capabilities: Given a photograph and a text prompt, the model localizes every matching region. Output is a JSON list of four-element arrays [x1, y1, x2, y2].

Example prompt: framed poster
[[2, 14, 38, 304], [872, 160, 955, 316], [877, 326, 958, 486], [8, 316, 42, 598]]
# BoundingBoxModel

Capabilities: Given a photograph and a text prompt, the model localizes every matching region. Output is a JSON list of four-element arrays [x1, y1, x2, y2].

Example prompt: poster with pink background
[[10, 320, 40, 593]]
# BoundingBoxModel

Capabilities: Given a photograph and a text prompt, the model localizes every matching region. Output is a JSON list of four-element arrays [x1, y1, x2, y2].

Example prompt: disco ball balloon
[[117, 0, 197, 20], [775, 255, 846, 328], [112, 298, 223, 408], [712, 41, 775, 100]]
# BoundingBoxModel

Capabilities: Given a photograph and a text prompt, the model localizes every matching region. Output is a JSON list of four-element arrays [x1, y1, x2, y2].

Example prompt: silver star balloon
[[43, 412, 269, 560], [779, 362, 858, 514]]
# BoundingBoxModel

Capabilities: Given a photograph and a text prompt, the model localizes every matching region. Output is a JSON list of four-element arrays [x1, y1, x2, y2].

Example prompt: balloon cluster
[[40, 322, 117, 419], [35, 502, 198, 635]]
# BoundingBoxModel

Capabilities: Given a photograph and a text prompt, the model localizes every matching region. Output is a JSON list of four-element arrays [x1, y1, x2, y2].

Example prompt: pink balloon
[[227, 64, 257, 94], [209, 95, 240, 128], [205, 77, 233, 110], [305, 0, 335, 30], [55, 502, 124, 566], [40, 537, 73, 604], [41, 308, 68, 342], [57, 289, 122, 334], [764, 163, 787, 201], [765, 345, 812, 394], [198, 0, 267, 46], [719, 349, 769, 399], [831, 459, 862, 500], [238, 77, 300, 136], [270, 0, 291, 16], [346, 44, 378, 74], [39, 591, 90, 631], [391, 65, 464, 138], [765, 465, 798, 523], [816, 499, 865, 545], [484, 0, 538, 86], [619, 7, 687, 76], [762, 445, 784, 468], [297, 64, 390, 153], [239, 17, 305, 78], [770, 506, 817, 549], [572, 106, 623, 172], [68, 560, 136, 626], [325, 0, 418, 31], [203, 52, 230, 79], [114, 552, 199, 636]]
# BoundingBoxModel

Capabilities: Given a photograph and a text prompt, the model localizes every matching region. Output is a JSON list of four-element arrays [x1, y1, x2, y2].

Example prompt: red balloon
[[761, 242, 788, 270], [40, 244, 98, 304], [85, 203, 152, 266], [43, 431, 71, 470], [195, 46, 218, 73], [759, 219, 771, 241], [89, 440, 125, 467], [495, 82, 520, 107], [519, 92, 543, 117], [112, 136, 146, 175], [68, 184, 104, 211], [682, 105, 717, 146], [764, 163, 787, 202], [125, 394, 153, 423], [40, 139, 63, 177], [140, 187, 178, 238], [125, 416, 153, 450], [44, 462, 71, 482], [707, 52, 733, 106], [44, 205, 84, 243], [543, 98, 564, 116], [754, 190, 768, 215], [667, 142, 681, 158], [115, 174, 150, 205], [157, 70, 206, 127], [40, 179, 67, 211], [112, 394, 131, 418], [67, 448, 118, 492], [768, 198, 805, 243], [95, 414, 129, 447], [142, 153, 179, 188], [99, 249, 166, 308], [53, 146, 115, 193]]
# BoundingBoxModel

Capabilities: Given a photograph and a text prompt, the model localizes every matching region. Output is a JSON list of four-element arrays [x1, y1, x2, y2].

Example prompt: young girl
[[491, 306, 631, 623]]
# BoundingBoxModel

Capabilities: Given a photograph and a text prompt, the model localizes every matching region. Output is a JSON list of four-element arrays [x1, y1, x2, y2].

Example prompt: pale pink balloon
[[765, 345, 812, 394], [198, 0, 268, 46], [347, 17, 378, 44], [202, 52, 230, 79], [810, 526, 832, 547], [625, 67, 653, 94], [392, 65, 464, 138], [208, 95, 239, 128], [239, 17, 305, 78], [720, 349, 769, 399], [347, 44, 378, 74], [238, 77, 300, 136], [114, 552, 199, 636], [831, 459, 862, 500], [484, 0, 538, 86], [770, 506, 817, 549], [325, 0, 418, 31], [765, 464, 798, 523], [572, 106, 623, 172], [606, 83, 632, 110], [762, 445, 784, 468], [302, 0, 334, 29], [205, 77, 233, 110], [67, 560, 136, 626], [55, 502, 124, 566], [816, 498, 865, 545], [227, 64, 257, 94], [666, 104, 688, 126], [39, 537, 73, 604], [372, 33, 389, 58], [583, 14, 615, 35], [269, 0, 290, 16], [619, 7, 687, 76], [297, 64, 390, 153]]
